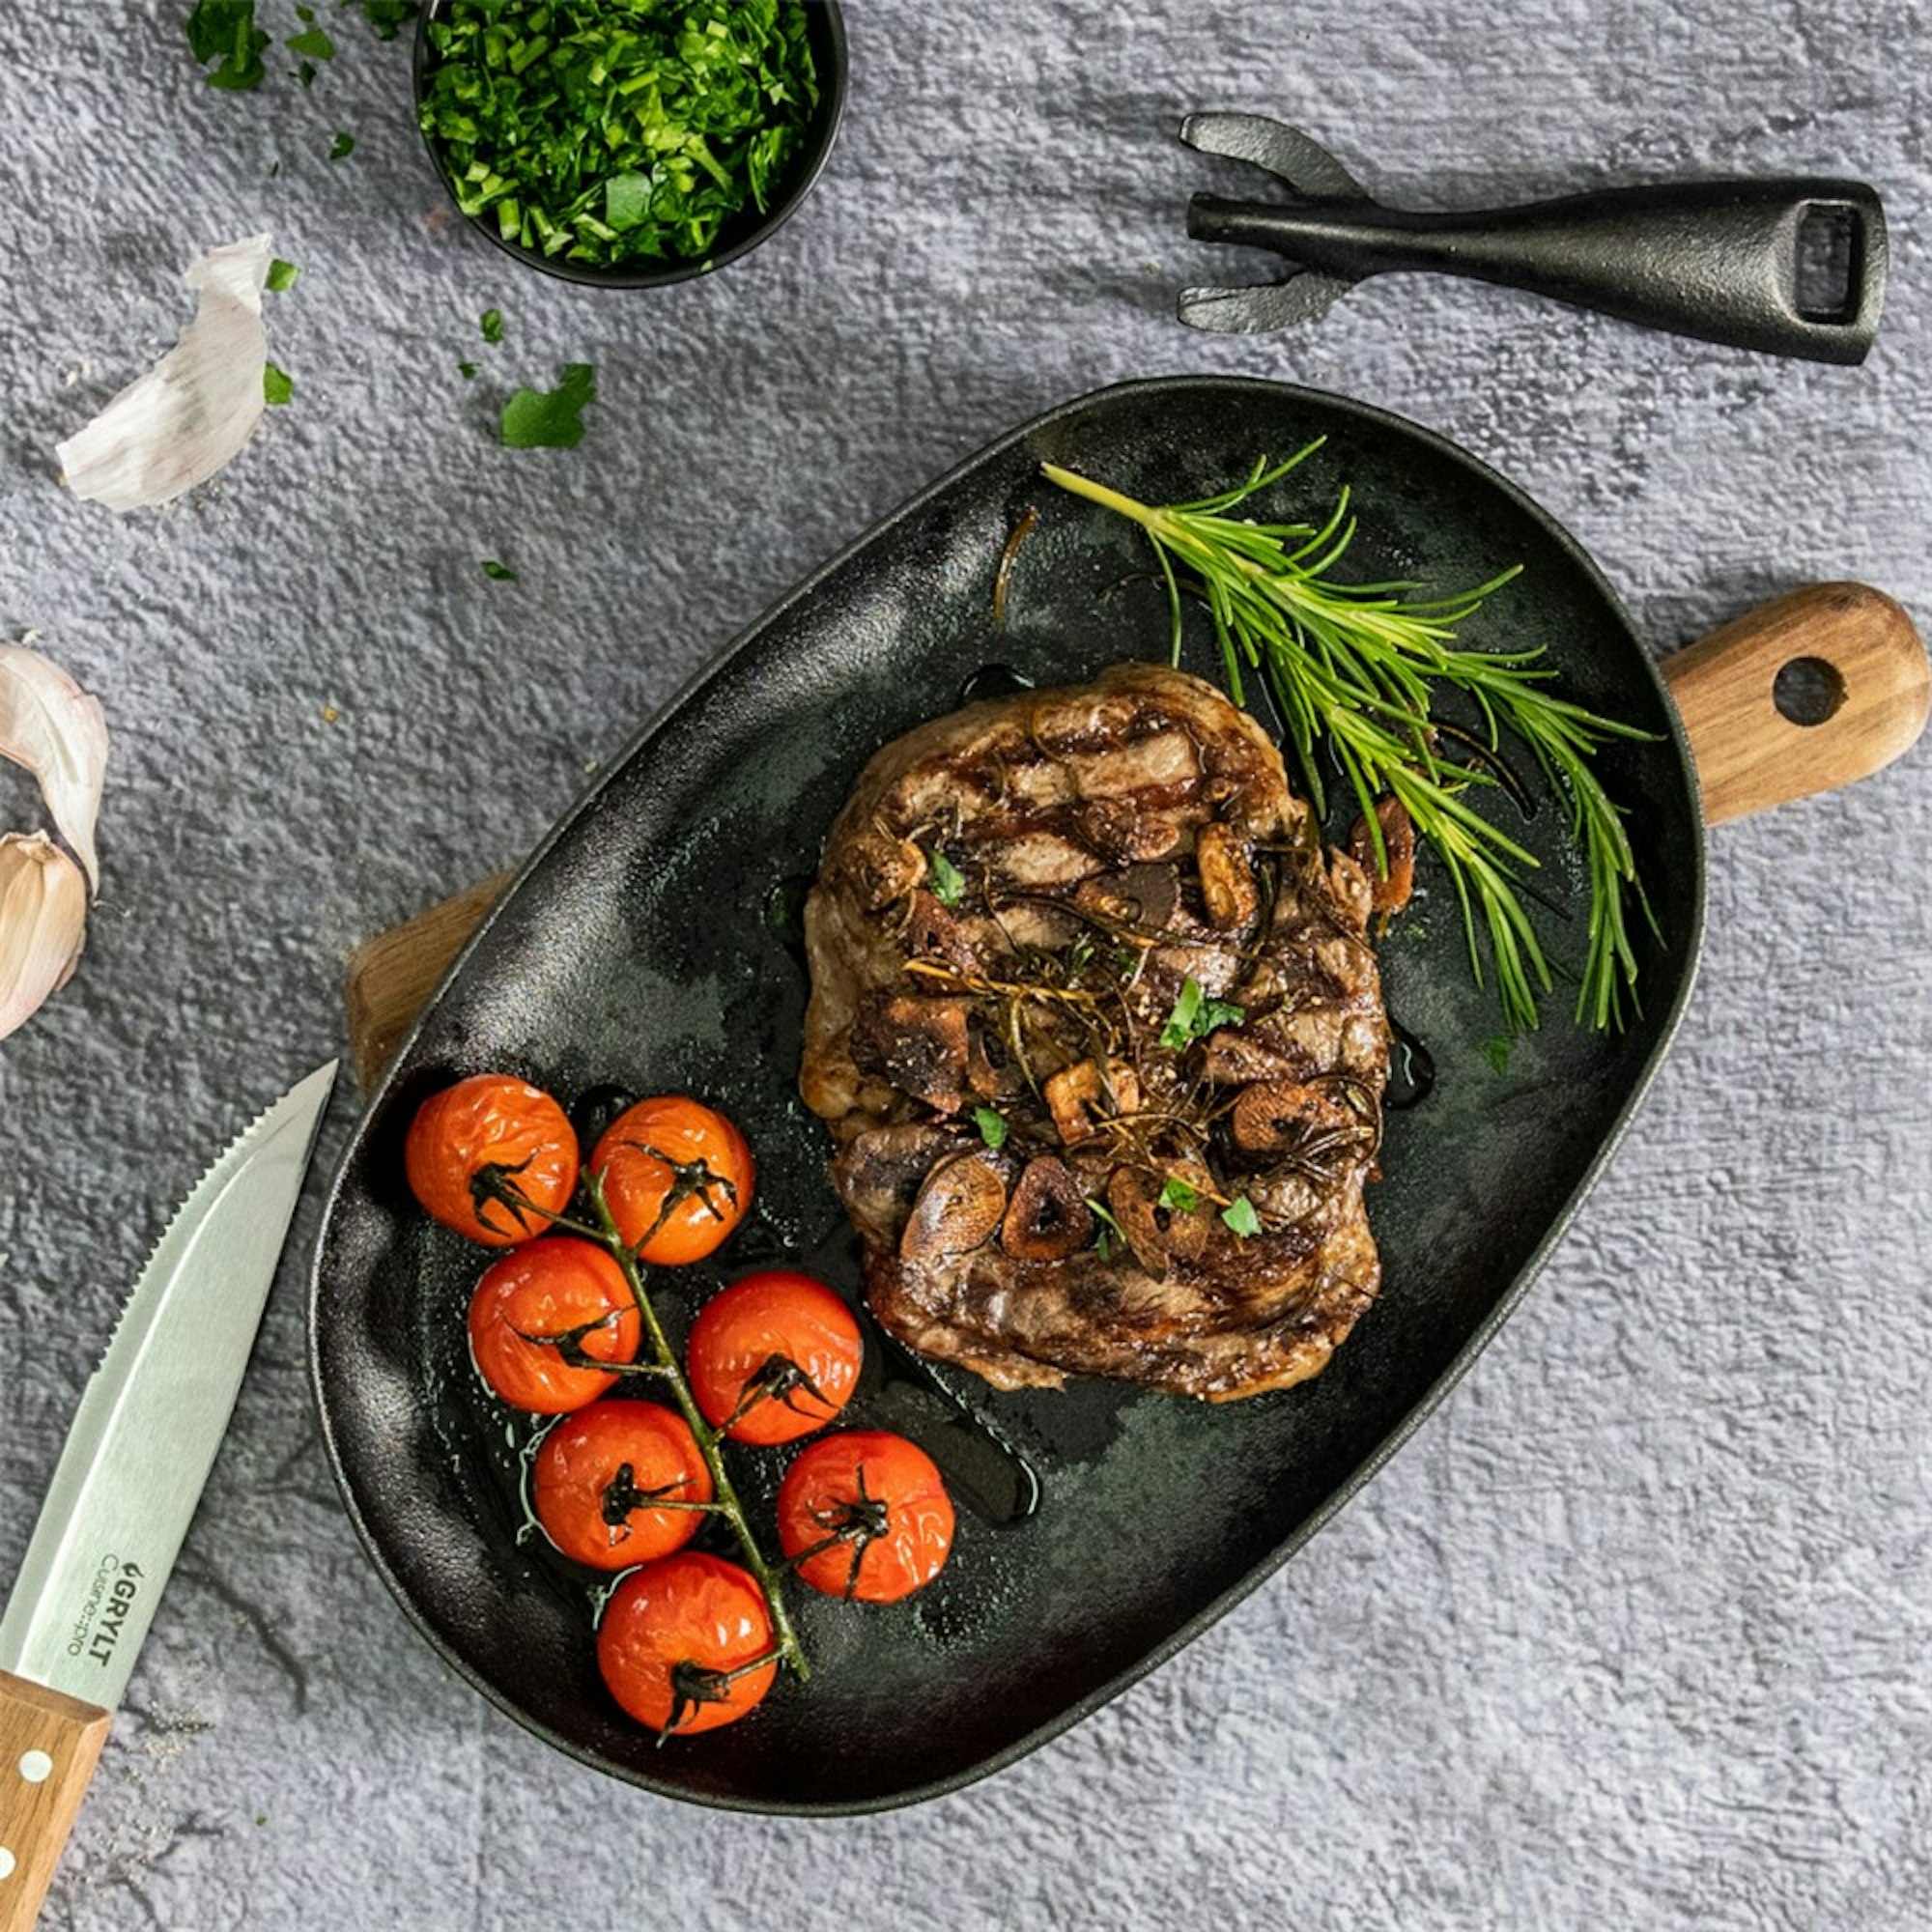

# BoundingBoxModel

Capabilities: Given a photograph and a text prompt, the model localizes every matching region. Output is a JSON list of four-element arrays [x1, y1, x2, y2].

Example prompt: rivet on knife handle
[[1178, 112, 1889, 364]]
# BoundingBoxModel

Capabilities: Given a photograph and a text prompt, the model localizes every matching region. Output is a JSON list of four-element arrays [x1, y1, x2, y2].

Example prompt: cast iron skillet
[[310, 377, 1715, 1812]]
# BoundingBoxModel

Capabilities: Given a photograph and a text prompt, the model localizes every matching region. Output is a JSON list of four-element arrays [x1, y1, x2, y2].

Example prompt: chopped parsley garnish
[[457, 359, 479, 380], [973, 1107, 1007, 1151], [263, 363, 294, 405], [266, 257, 300, 293], [1156, 1176, 1201, 1215], [186, 1, 268, 89], [1220, 1195, 1262, 1238], [925, 847, 965, 909], [286, 23, 335, 60], [498, 363, 595, 449], [329, 131, 356, 160], [1159, 976, 1244, 1051], [415, 0, 820, 270], [479, 308, 504, 344], [480, 559, 518, 582]]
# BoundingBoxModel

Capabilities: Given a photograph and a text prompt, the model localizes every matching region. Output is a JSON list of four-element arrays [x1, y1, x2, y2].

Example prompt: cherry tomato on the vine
[[406, 1072, 579, 1246], [596, 1552, 778, 1737], [532, 1401, 712, 1570], [589, 1096, 753, 1264], [687, 1269, 863, 1446], [467, 1237, 641, 1413], [777, 1431, 954, 1604]]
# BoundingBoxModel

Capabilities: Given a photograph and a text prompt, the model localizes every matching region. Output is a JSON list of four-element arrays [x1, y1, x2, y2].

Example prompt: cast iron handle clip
[[1179, 112, 1887, 365]]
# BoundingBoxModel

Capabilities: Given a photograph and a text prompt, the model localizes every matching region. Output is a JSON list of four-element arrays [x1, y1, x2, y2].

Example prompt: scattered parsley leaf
[[925, 847, 965, 909], [457, 359, 479, 380], [1086, 1196, 1127, 1264], [286, 24, 335, 59], [263, 362, 294, 405], [1159, 976, 1245, 1051], [1220, 1195, 1262, 1238], [186, 1, 268, 89], [339, 0, 418, 39], [329, 131, 356, 160], [498, 362, 596, 449], [1481, 1035, 1515, 1076], [479, 307, 504, 344], [480, 559, 518, 582], [295, 59, 317, 86], [1156, 1176, 1201, 1215], [973, 1107, 1008, 1151], [266, 257, 300, 293]]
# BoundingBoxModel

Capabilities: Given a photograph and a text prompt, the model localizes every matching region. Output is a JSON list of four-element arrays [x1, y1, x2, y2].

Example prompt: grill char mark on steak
[[800, 664, 1390, 1403]]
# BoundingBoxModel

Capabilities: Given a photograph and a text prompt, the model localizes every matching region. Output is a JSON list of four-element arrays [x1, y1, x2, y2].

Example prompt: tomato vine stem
[[582, 1170, 810, 1685]]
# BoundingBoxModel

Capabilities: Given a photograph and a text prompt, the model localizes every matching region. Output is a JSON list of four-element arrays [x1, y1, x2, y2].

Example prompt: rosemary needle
[[1040, 443, 1653, 1033]]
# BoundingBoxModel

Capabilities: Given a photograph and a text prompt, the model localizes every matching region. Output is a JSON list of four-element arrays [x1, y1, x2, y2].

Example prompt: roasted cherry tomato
[[596, 1552, 778, 1737], [532, 1400, 712, 1570], [467, 1237, 641, 1413], [589, 1096, 753, 1264], [777, 1431, 954, 1604], [687, 1269, 863, 1445], [405, 1072, 579, 1246]]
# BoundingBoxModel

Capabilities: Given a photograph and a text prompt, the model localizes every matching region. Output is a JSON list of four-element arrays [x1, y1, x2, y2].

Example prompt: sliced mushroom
[[1348, 797, 1415, 915], [1105, 1163, 1211, 1272], [900, 1150, 1009, 1262], [1043, 1056, 1142, 1146], [1196, 822, 1259, 930], [1073, 862, 1179, 933], [850, 993, 971, 1112], [1231, 1081, 1367, 1168], [1001, 1156, 1094, 1262], [902, 888, 976, 970], [841, 827, 927, 910], [833, 1123, 965, 1246]]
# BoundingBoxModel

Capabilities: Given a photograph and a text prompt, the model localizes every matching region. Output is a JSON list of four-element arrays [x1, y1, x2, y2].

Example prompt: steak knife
[[0, 1061, 337, 1929]]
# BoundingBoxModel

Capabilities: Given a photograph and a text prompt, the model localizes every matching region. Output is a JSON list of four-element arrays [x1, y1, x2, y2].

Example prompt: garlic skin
[[56, 233, 275, 511], [0, 644, 108, 893], [0, 833, 87, 1043]]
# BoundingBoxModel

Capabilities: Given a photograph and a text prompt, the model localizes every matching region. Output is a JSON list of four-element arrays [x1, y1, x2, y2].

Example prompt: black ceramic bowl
[[412, 1, 847, 290]]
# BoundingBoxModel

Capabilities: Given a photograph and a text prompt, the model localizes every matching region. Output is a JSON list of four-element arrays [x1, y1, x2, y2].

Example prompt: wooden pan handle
[[1659, 582, 1928, 823], [0, 1672, 112, 1930], [341, 581, 1930, 1088]]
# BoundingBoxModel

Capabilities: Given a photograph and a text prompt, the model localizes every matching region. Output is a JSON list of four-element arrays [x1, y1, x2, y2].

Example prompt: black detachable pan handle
[[1187, 180, 1888, 364]]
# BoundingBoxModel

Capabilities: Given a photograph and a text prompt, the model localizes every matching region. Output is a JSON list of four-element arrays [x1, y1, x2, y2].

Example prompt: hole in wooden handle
[[1773, 654, 1848, 726]]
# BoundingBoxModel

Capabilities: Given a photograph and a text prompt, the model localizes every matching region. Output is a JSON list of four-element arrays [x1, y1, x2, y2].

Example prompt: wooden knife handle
[[1659, 581, 1928, 823], [341, 581, 1930, 1087], [0, 1672, 111, 1931]]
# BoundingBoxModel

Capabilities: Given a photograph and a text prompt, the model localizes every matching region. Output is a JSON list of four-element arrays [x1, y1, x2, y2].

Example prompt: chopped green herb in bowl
[[412, 0, 846, 288]]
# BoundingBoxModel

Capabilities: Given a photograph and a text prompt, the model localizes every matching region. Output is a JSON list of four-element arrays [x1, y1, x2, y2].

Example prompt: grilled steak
[[800, 664, 1390, 1402]]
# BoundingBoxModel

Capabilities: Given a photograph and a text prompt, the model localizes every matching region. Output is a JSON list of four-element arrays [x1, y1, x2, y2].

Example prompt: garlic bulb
[[0, 643, 108, 892], [0, 834, 87, 1043], [56, 234, 275, 511]]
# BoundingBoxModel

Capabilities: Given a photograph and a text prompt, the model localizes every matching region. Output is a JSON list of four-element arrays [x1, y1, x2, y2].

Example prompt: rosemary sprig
[[1039, 444, 1653, 1032]]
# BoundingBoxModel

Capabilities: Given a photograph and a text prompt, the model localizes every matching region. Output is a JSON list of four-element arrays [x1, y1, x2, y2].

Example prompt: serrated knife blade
[[0, 1060, 336, 1929]]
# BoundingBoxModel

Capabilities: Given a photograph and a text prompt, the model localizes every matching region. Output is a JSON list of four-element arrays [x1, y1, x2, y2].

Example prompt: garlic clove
[[56, 233, 275, 512], [0, 644, 108, 893], [0, 832, 88, 1042]]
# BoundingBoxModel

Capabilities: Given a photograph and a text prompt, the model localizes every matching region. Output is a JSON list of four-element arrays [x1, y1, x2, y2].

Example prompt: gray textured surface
[[1, 3, 1928, 1927]]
